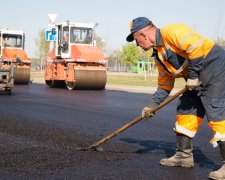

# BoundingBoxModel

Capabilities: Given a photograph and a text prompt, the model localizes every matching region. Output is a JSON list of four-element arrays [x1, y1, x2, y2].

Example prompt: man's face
[[133, 29, 154, 51]]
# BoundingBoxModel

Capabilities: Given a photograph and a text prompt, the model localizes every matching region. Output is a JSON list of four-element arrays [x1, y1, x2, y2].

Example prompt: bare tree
[[35, 28, 50, 60]]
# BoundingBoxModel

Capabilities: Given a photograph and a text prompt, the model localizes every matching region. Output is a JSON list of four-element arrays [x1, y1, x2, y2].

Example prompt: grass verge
[[31, 71, 186, 88]]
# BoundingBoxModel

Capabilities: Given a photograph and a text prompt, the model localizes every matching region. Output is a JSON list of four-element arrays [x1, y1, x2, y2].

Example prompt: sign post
[[45, 28, 57, 41], [48, 13, 57, 24], [46, 13, 58, 42], [42, 13, 58, 74]]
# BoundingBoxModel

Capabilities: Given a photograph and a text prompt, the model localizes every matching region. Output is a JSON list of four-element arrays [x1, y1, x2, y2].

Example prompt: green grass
[[107, 73, 157, 86], [31, 71, 186, 88], [31, 71, 45, 78], [107, 72, 186, 88]]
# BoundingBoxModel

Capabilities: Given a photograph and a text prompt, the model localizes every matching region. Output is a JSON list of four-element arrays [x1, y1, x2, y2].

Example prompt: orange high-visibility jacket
[[154, 24, 215, 92]]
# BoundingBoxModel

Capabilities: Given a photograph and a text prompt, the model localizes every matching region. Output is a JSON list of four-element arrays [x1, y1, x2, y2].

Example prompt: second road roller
[[0, 28, 31, 84], [45, 20, 107, 90]]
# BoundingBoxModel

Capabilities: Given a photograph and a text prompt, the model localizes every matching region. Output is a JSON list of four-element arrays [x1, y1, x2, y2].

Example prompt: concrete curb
[[105, 84, 181, 95]]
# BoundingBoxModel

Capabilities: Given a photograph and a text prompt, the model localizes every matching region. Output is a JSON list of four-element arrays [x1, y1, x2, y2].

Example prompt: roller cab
[[45, 21, 107, 90], [0, 29, 31, 84]]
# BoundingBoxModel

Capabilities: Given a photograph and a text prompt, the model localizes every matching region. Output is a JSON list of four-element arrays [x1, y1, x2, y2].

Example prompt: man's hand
[[141, 107, 155, 120], [186, 78, 201, 90]]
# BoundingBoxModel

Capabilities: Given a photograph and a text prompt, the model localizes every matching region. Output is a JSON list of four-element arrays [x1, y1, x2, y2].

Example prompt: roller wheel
[[7, 89, 12, 95], [66, 81, 75, 90], [5, 89, 12, 95], [45, 80, 65, 88], [45, 80, 54, 87]]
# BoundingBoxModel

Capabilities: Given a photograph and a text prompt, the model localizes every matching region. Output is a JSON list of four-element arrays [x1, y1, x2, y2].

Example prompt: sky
[[1, 0, 225, 57]]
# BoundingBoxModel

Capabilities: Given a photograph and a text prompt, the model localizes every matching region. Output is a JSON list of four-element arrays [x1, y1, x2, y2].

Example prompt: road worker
[[2, 37, 10, 47], [126, 17, 225, 179], [62, 33, 69, 52]]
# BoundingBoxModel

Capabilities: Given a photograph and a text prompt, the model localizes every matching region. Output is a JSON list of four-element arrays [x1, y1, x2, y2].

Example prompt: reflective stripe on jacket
[[153, 24, 215, 92]]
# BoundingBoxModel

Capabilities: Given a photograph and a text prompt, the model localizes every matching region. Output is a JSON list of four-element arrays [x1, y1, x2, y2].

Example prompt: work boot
[[160, 133, 194, 168], [208, 141, 225, 180]]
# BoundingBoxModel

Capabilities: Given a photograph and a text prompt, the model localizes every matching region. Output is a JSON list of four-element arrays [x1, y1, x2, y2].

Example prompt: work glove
[[186, 78, 201, 90], [141, 106, 155, 121]]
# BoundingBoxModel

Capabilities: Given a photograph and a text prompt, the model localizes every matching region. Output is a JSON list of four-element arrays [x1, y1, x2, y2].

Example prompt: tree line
[[33, 28, 225, 71]]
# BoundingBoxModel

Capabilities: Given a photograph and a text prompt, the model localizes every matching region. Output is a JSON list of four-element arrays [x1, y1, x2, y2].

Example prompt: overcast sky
[[1, 0, 225, 57]]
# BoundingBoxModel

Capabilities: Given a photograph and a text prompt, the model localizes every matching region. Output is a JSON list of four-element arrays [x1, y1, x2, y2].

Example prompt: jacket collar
[[155, 28, 163, 47]]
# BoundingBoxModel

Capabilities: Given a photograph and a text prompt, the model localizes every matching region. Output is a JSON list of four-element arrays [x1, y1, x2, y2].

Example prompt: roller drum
[[14, 68, 30, 85], [73, 69, 107, 90]]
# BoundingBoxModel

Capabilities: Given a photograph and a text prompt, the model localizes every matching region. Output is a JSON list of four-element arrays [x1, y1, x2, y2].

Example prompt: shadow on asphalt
[[120, 138, 220, 171]]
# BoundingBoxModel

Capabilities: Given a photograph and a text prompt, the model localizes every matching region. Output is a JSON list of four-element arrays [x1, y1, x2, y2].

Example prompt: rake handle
[[89, 87, 188, 149]]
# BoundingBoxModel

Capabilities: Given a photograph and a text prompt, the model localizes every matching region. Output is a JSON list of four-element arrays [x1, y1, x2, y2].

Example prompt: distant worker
[[63, 34, 69, 43], [2, 37, 10, 47], [85, 30, 92, 44], [62, 34, 69, 52], [126, 17, 225, 179]]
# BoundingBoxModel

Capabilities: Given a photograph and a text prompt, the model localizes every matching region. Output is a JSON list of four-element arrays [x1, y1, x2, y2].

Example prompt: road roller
[[45, 21, 107, 90], [0, 28, 31, 84]]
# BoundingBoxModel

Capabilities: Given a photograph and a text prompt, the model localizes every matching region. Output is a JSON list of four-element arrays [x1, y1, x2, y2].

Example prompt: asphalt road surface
[[0, 84, 221, 179]]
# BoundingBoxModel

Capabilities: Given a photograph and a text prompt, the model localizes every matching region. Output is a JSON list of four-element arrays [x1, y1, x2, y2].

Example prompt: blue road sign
[[45, 30, 57, 41]]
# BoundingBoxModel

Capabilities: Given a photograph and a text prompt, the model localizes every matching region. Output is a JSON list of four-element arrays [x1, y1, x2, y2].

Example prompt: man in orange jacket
[[126, 17, 225, 179]]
